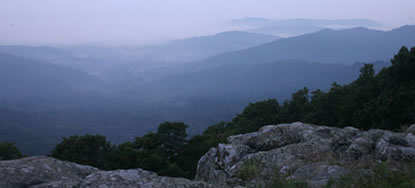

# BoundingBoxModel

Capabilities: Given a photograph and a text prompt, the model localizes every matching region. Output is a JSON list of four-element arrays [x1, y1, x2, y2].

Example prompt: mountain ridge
[[197, 25, 415, 66]]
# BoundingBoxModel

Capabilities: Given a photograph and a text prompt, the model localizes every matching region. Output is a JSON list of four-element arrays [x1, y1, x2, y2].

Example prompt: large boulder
[[0, 156, 212, 188], [0, 156, 98, 188], [195, 122, 415, 188]]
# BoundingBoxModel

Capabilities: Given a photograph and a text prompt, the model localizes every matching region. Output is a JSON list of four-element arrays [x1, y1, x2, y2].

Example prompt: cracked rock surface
[[195, 122, 415, 187], [0, 156, 212, 188]]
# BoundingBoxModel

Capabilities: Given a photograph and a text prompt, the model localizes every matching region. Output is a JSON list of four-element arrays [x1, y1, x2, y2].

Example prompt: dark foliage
[[282, 46, 415, 130], [0, 142, 23, 160], [50, 134, 115, 170]]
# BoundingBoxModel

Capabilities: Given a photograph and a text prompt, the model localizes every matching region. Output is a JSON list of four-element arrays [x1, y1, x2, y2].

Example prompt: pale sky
[[1, 0, 414, 46]]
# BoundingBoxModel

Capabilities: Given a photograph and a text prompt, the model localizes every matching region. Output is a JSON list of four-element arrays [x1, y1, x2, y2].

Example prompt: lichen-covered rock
[[0, 156, 98, 188], [80, 169, 212, 188], [196, 122, 415, 188], [375, 132, 415, 161], [195, 144, 254, 187], [0, 156, 212, 188], [289, 163, 349, 187]]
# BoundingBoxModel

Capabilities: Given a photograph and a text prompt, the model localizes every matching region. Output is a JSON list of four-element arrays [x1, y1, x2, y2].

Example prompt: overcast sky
[[1, 0, 414, 46]]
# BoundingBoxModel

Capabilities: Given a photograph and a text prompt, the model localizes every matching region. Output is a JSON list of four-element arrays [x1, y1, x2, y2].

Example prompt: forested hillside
[[0, 53, 99, 97]]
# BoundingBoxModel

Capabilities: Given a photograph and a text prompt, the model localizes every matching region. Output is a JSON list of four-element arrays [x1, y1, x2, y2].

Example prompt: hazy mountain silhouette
[[231, 18, 380, 27], [161, 31, 280, 61], [230, 18, 381, 36], [92, 31, 280, 63], [197, 25, 415, 66], [0, 31, 280, 79], [0, 53, 99, 98]]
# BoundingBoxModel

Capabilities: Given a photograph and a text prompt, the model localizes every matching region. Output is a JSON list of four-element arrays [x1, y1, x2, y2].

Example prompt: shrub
[[0, 142, 23, 160], [50, 134, 114, 169]]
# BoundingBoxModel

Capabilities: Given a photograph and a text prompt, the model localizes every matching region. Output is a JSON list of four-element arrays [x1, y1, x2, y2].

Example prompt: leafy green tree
[[391, 46, 415, 81], [231, 99, 280, 133], [280, 87, 311, 123], [355, 64, 375, 86], [112, 133, 163, 170], [50, 134, 114, 169], [120, 132, 169, 172], [202, 121, 229, 146], [367, 46, 415, 129], [156, 122, 188, 160], [0, 142, 23, 160]]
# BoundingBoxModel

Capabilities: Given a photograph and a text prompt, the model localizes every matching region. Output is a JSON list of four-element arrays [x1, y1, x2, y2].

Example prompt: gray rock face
[[80, 169, 212, 188], [0, 156, 211, 188], [0, 156, 98, 188], [196, 122, 415, 188]]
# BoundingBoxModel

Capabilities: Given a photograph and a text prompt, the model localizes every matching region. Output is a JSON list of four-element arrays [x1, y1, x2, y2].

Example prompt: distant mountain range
[[196, 25, 415, 66], [128, 31, 280, 63], [0, 31, 280, 67], [0, 31, 280, 82], [230, 17, 382, 36], [231, 18, 380, 27]]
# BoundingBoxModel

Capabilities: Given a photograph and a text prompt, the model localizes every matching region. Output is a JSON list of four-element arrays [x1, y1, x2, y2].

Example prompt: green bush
[[50, 134, 115, 169], [0, 142, 23, 160]]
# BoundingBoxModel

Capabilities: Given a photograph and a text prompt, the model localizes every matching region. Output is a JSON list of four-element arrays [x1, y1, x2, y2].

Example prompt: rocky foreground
[[1, 122, 415, 188]]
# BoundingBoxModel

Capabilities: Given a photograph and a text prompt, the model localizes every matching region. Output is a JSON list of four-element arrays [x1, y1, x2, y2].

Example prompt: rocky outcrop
[[2, 122, 414, 188], [0, 156, 98, 188], [195, 122, 415, 188], [0, 156, 212, 188]]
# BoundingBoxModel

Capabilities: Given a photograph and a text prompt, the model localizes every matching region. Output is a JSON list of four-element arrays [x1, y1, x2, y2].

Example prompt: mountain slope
[[0, 53, 99, 98], [112, 31, 280, 63], [169, 31, 280, 52], [198, 25, 415, 66], [141, 61, 389, 103]]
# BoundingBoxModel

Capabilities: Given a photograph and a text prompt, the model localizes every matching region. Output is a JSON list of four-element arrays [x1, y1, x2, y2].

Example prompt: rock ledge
[[195, 122, 415, 187], [0, 156, 211, 188]]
